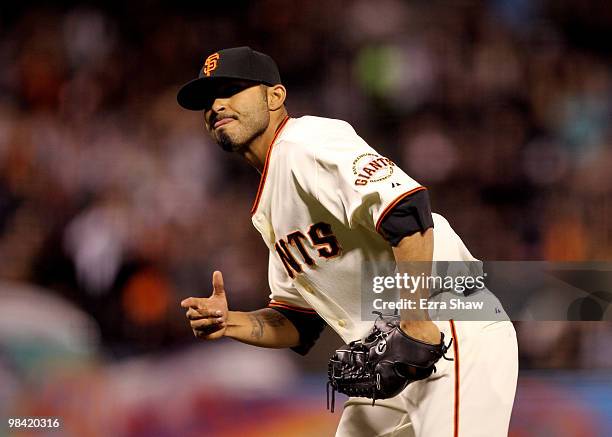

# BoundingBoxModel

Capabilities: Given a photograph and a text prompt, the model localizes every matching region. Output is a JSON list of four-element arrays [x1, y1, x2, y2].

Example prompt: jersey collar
[[251, 115, 291, 215]]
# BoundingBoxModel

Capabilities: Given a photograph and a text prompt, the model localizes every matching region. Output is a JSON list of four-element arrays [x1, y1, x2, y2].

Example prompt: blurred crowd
[[0, 0, 611, 367]]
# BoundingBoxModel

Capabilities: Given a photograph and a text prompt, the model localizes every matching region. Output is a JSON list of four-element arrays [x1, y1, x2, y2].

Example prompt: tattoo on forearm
[[249, 314, 264, 339], [261, 310, 287, 327], [248, 310, 287, 339]]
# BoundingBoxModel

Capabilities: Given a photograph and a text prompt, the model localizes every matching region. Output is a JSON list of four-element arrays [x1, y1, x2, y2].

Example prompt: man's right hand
[[180, 271, 229, 340]]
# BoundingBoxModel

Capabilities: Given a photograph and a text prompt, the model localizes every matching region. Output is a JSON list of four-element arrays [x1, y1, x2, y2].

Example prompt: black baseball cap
[[177, 46, 282, 111]]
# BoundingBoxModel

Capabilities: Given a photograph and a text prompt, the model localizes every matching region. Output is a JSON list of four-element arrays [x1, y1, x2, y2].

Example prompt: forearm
[[392, 228, 441, 343], [392, 227, 434, 322], [225, 308, 300, 348]]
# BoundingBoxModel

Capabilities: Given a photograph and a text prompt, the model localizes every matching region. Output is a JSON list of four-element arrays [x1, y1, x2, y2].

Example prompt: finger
[[181, 297, 201, 308], [191, 317, 224, 329], [186, 304, 208, 318], [186, 307, 223, 320], [186, 308, 204, 320], [211, 271, 225, 297]]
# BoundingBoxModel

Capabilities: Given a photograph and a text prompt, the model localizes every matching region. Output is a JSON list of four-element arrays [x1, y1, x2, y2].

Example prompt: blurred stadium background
[[1, 0, 611, 436]]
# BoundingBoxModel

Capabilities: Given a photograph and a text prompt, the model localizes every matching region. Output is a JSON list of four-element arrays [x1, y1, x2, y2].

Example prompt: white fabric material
[[253, 116, 477, 341], [251, 116, 518, 436]]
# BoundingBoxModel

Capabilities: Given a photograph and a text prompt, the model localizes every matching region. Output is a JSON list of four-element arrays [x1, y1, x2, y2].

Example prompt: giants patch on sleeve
[[352, 153, 396, 186]]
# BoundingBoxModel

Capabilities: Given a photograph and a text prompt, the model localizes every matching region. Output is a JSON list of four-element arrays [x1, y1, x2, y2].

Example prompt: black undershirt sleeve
[[379, 189, 434, 246], [268, 306, 327, 355]]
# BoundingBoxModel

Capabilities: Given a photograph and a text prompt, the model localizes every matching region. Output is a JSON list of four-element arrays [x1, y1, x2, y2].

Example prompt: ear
[[267, 85, 286, 111]]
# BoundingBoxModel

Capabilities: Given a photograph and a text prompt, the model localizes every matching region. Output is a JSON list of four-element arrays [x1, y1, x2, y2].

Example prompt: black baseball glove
[[327, 312, 452, 412]]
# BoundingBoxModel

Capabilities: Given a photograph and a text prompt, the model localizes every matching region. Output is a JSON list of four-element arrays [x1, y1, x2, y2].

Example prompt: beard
[[214, 114, 268, 153], [216, 129, 240, 152], [216, 128, 252, 153]]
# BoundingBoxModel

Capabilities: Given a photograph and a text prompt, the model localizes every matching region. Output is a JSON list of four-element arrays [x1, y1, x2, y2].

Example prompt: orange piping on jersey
[[374, 186, 427, 234], [251, 115, 291, 215], [450, 319, 460, 437], [268, 299, 317, 314]]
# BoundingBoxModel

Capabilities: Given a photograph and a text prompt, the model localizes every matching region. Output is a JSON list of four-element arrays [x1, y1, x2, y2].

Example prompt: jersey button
[[338, 319, 346, 328]]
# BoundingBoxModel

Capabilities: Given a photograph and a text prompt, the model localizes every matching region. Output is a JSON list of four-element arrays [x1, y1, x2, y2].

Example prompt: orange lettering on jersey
[[203, 53, 220, 76], [287, 231, 315, 266], [308, 222, 341, 259], [275, 240, 302, 279], [274, 222, 341, 278]]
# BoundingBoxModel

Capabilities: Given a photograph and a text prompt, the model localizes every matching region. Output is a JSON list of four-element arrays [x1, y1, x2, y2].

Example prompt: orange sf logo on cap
[[203, 53, 220, 76]]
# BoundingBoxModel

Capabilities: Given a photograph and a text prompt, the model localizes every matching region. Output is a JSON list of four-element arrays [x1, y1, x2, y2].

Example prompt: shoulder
[[282, 115, 358, 141], [276, 116, 370, 160]]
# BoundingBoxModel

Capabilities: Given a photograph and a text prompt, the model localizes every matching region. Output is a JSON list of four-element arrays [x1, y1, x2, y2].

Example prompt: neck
[[240, 110, 288, 173]]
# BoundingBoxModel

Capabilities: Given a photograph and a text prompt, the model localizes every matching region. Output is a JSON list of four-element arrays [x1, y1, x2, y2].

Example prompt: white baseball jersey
[[252, 115, 480, 343], [250, 115, 518, 437]]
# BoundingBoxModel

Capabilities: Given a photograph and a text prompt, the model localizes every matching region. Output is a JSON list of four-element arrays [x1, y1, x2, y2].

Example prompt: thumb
[[211, 270, 225, 297]]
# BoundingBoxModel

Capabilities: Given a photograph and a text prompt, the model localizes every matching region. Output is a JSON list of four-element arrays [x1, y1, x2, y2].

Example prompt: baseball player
[[178, 47, 518, 437]]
